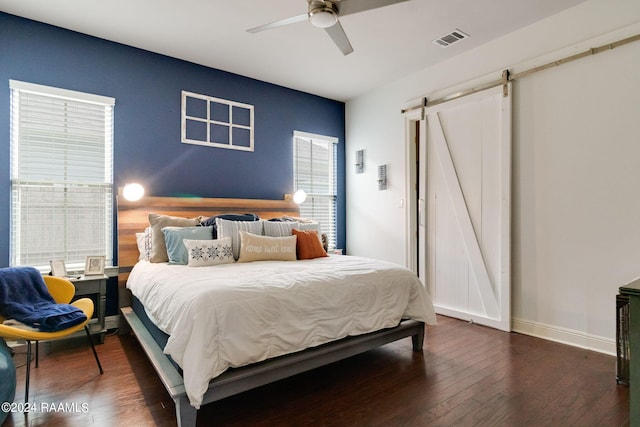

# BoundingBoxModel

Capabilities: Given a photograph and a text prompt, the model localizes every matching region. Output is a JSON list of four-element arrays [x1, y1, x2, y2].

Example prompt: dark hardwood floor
[[2, 315, 629, 426]]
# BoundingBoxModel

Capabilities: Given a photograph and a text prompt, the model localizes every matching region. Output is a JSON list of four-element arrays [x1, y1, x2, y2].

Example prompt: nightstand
[[69, 275, 107, 343]]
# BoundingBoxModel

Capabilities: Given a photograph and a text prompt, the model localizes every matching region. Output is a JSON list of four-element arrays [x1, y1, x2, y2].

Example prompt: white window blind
[[293, 131, 338, 250], [9, 80, 115, 269]]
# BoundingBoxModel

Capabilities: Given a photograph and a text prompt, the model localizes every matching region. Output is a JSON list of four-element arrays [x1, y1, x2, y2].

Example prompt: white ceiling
[[0, 0, 588, 102]]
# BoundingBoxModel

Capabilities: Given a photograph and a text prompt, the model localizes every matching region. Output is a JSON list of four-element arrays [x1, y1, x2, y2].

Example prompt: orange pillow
[[292, 229, 328, 260]]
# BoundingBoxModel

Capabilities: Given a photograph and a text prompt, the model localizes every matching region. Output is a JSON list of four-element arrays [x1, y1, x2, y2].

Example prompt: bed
[[117, 196, 436, 427]]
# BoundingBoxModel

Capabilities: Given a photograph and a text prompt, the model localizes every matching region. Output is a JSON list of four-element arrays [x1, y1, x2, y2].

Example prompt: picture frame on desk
[[50, 259, 67, 277], [85, 255, 105, 276]]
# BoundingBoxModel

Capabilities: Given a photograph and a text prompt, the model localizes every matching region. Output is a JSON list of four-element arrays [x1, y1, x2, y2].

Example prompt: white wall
[[346, 0, 640, 353]]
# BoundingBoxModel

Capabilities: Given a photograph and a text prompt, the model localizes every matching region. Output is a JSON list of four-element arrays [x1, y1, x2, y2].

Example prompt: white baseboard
[[105, 315, 119, 330], [512, 318, 616, 356]]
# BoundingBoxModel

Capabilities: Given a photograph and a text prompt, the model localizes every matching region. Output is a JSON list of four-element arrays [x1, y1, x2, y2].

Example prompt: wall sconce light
[[285, 189, 307, 204], [378, 165, 387, 190], [293, 189, 307, 204], [355, 149, 365, 174], [122, 182, 145, 201]]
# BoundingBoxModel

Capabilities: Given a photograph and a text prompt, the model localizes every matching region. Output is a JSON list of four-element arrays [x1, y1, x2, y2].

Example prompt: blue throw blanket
[[0, 267, 87, 332]]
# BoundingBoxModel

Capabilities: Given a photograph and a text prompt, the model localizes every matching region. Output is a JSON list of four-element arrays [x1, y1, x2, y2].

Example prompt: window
[[181, 90, 254, 151], [293, 131, 338, 250], [10, 80, 115, 270]]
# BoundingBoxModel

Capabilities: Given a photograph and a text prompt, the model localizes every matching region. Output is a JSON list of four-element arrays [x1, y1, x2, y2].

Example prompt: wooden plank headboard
[[117, 196, 299, 288]]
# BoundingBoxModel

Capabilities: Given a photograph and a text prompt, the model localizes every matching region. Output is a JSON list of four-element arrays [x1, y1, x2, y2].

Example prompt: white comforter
[[126, 255, 436, 408]]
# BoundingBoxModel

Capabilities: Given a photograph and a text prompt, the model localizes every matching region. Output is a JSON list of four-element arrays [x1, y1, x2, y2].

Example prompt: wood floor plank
[[1, 315, 629, 426]]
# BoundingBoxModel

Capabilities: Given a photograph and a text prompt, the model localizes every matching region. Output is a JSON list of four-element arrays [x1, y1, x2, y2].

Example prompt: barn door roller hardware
[[502, 69, 510, 97], [402, 33, 640, 114]]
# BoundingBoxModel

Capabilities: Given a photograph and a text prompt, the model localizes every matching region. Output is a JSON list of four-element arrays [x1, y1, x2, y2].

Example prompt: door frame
[[403, 108, 424, 280]]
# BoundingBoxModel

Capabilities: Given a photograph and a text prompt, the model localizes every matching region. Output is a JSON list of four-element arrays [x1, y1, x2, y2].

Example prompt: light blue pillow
[[162, 226, 213, 265]]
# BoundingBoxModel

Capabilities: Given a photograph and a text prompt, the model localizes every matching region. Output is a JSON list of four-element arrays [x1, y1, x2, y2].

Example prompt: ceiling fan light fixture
[[309, 6, 338, 28]]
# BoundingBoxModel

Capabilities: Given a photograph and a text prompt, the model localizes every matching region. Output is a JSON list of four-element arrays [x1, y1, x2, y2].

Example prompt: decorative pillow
[[215, 218, 264, 260], [162, 226, 213, 265], [135, 227, 152, 261], [296, 221, 319, 231], [263, 220, 300, 237], [295, 222, 322, 246], [237, 230, 297, 263], [200, 213, 260, 238], [183, 237, 234, 267], [148, 213, 200, 263], [292, 229, 328, 260]]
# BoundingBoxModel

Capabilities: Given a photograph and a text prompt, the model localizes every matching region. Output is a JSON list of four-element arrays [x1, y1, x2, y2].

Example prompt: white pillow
[[215, 218, 263, 260], [263, 221, 300, 237], [296, 222, 320, 232], [135, 227, 152, 261], [183, 237, 234, 267]]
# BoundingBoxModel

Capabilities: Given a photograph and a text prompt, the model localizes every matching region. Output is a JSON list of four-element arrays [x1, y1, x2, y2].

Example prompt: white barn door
[[420, 84, 511, 331]]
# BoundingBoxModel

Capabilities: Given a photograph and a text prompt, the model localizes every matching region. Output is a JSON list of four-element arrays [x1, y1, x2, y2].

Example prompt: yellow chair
[[0, 275, 103, 403]]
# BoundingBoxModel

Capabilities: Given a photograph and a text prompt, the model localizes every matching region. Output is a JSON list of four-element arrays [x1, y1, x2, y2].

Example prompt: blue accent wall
[[0, 12, 346, 267]]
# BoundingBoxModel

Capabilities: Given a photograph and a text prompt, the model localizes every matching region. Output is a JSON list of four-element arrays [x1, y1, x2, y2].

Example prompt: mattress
[[127, 255, 436, 408]]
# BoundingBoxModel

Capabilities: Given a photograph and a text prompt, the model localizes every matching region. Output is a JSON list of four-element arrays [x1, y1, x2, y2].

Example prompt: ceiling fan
[[247, 0, 411, 55]]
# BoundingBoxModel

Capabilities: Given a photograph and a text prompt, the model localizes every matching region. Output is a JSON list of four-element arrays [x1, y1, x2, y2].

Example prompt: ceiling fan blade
[[325, 21, 354, 55], [337, 0, 411, 17], [247, 13, 308, 33]]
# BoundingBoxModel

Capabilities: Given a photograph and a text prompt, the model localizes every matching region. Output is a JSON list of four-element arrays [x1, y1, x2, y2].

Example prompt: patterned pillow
[[183, 237, 234, 267], [215, 218, 264, 260], [296, 222, 320, 233], [200, 213, 260, 238], [263, 220, 300, 237]]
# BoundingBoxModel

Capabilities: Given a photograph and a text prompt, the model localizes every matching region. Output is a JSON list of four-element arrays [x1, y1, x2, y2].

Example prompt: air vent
[[432, 29, 469, 47]]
